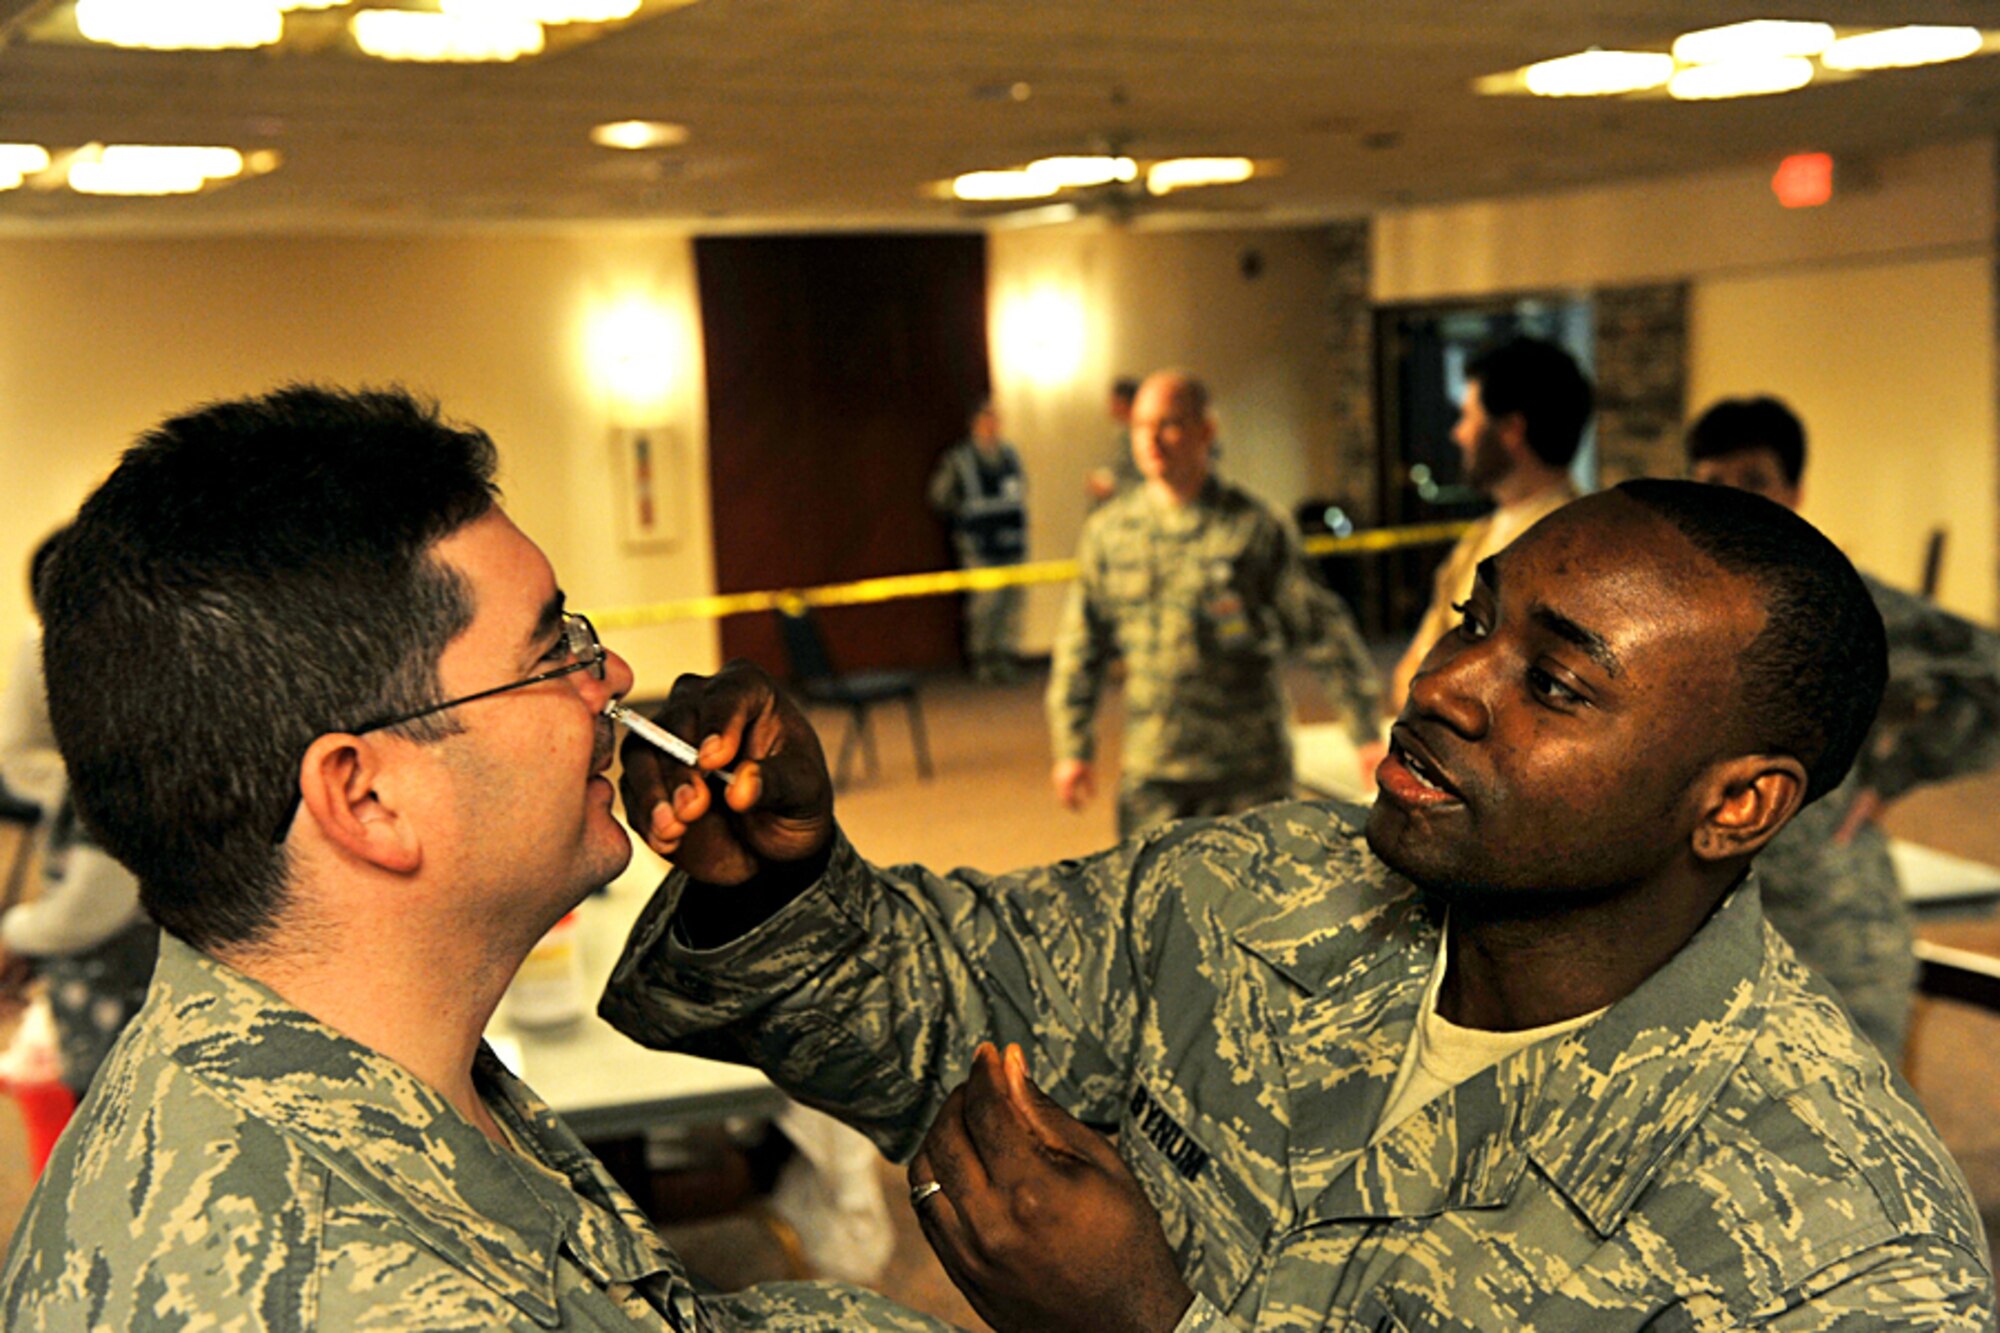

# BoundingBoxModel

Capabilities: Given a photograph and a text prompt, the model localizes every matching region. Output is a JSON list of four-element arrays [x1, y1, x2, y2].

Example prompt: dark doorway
[[696, 234, 989, 674], [1371, 296, 1595, 637]]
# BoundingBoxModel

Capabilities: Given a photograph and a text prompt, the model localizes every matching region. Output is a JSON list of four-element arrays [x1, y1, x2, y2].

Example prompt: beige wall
[[987, 225, 1343, 650], [1374, 139, 1990, 300], [1374, 137, 1998, 624], [1691, 256, 1996, 620], [0, 231, 718, 695]]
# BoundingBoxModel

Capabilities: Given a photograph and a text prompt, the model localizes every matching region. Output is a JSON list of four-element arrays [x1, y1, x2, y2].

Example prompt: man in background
[[1048, 369, 1382, 837], [928, 399, 1028, 684], [1687, 394, 2000, 1060], [0, 386, 948, 1331], [1084, 375, 1141, 504], [1386, 336, 1591, 715]]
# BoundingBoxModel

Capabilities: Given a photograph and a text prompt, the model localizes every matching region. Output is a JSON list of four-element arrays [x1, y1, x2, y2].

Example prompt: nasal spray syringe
[[604, 701, 738, 792]]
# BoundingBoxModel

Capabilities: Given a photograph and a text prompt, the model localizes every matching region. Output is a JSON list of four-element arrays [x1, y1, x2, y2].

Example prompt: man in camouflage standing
[[611, 481, 1991, 1331], [1048, 369, 1383, 837], [0, 387, 954, 1331], [1687, 394, 2000, 1061]]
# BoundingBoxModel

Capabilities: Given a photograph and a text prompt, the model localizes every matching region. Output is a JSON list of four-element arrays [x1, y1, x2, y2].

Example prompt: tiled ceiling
[[4, 0, 1999, 234]]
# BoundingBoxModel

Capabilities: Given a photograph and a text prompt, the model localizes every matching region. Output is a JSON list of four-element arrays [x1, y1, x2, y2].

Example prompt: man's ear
[[1692, 753, 1808, 863], [1496, 411, 1532, 460], [296, 734, 422, 874]]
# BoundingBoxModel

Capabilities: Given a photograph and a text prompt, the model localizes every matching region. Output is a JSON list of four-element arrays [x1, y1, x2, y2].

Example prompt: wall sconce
[[586, 290, 686, 549], [587, 291, 682, 425], [994, 284, 1086, 387]]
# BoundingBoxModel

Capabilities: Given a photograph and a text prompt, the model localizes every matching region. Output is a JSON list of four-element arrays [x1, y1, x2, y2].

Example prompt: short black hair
[[1685, 396, 1807, 486], [27, 527, 66, 617], [1616, 478, 1884, 804], [41, 385, 500, 951], [1467, 337, 1594, 469], [1111, 377, 1140, 402]]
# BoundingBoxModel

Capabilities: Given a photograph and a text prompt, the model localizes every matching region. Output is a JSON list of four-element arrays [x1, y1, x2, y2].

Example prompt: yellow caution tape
[[586, 520, 1472, 631], [1300, 521, 1472, 558]]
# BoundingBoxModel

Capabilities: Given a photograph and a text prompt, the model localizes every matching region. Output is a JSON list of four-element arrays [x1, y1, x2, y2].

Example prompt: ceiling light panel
[[1521, 51, 1675, 97], [0, 145, 51, 175], [1146, 157, 1255, 194], [349, 9, 546, 61], [1668, 57, 1815, 100], [1821, 26, 1986, 72], [76, 0, 282, 50], [0, 144, 49, 191], [1024, 156, 1137, 188], [67, 145, 246, 196], [1671, 20, 1834, 65], [951, 170, 1058, 202]]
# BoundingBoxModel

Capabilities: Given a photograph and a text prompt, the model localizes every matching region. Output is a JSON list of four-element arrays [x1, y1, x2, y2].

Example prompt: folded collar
[[1228, 868, 1769, 1235]]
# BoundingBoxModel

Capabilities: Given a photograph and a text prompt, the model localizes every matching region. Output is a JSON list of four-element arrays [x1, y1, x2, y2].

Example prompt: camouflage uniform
[[1048, 477, 1381, 836], [1758, 573, 2000, 1064], [604, 802, 1995, 1331], [0, 934, 957, 1332]]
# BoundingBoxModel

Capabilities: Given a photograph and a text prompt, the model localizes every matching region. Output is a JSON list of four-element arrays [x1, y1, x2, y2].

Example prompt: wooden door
[[696, 234, 989, 675]]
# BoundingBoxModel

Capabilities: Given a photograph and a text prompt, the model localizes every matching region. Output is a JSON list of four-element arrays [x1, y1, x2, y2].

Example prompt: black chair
[[775, 607, 933, 786]]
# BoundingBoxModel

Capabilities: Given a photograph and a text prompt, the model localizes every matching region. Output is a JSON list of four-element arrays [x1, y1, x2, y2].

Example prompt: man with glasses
[[0, 386, 950, 1330]]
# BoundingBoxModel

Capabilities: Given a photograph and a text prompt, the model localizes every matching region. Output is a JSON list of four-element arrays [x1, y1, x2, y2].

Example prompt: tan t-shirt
[[1373, 925, 1605, 1143]]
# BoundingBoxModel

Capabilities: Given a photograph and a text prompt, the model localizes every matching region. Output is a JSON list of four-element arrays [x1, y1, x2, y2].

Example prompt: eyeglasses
[[347, 611, 605, 736], [272, 611, 605, 841]]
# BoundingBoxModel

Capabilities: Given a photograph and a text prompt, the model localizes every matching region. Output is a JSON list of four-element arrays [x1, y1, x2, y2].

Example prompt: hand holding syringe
[[606, 662, 834, 877], [604, 701, 738, 789]]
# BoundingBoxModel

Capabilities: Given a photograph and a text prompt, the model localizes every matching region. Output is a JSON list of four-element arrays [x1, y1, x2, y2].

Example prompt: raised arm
[[609, 660, 1166, 1158]]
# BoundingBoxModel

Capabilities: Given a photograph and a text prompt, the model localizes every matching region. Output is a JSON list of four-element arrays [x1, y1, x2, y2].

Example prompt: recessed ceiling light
[[951, 170, 1058, 202], [1521, 51, 1676, 97], [1668, 57, 1815, 100], [1024, 156, 1137, 189], [590, 120, 690, 150], [1821, 25, 1986, 72], [349, 9, 545, 62], [1671, 20, 1834, 65], [76, 0, 282, 50], [1145, 157, 1255, 194]]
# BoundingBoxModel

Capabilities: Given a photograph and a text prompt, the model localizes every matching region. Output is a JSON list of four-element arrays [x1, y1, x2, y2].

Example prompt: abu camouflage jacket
[[605, 802, 1994, 1332]]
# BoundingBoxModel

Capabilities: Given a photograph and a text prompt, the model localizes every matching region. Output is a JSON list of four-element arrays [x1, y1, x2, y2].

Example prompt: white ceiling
[[5, 0, 2000, 235]]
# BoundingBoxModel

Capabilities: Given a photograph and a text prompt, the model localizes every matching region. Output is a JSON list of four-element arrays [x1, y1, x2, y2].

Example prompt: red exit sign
[[1772, 153, 1835, 208]]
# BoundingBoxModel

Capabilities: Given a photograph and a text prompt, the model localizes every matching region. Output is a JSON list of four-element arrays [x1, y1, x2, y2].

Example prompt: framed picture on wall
[[613, 425, 679, 550]]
